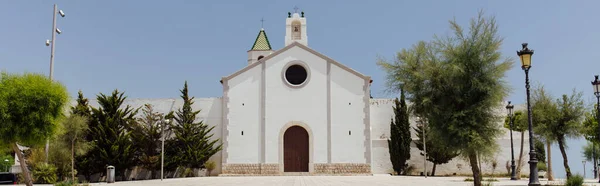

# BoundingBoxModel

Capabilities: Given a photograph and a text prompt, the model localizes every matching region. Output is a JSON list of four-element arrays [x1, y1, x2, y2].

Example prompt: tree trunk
[[12, 143, 33, 186], [557, 136, 572, 178], [468, 151, 482, 186], [71, 140, 75, 182], [431, 163, 437, 176], [546, 141, 554, 181], [516, 131, 525, 179]]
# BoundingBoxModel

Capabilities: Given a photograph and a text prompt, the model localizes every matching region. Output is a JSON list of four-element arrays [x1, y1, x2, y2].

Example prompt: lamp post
[[583, 160, 587, 178], [591, 75, 600, 182], [160, 119, 170, 181], [517, 43, 540, 186], [417, 116, 427, 178], [594, 143, 597, 179], [45, 4, 66, 163], [4, 159, 8, 172], [506, 101, 517, 180]]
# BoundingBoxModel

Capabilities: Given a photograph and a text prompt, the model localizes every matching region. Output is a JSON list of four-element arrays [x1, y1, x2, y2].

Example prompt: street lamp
[[591, 75, 600, 182], [583, 160, 587, 179], [160, 119, 170, 181], [517, 43, 539, 186], [417, 116, 427, 178], [506, 101, 517, 180], [4, 159, 8, 172], [45, 4, 66, 163]]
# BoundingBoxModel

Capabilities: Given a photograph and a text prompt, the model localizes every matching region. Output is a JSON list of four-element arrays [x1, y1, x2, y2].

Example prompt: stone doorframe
[[279, 121, 314, 173]]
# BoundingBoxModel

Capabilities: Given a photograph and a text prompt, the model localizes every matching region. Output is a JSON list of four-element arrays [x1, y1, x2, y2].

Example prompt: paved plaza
[[26, 176, 600, 186]]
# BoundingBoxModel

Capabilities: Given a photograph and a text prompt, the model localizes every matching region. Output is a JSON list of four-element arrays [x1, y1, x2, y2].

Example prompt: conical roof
[[250, 29, 272, 51]]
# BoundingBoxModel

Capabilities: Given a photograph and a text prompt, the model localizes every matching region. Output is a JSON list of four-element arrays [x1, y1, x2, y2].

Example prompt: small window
[[258, 55, 264, 60]]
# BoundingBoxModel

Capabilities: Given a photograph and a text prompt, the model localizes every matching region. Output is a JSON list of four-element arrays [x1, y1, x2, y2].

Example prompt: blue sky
[[2, 0, 600, 179]]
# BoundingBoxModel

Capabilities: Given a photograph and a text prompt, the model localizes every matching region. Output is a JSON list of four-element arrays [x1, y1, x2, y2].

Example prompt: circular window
[[285, 64, 308, 85]]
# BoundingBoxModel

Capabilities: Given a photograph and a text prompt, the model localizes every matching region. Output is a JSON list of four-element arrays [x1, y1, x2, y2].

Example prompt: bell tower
[[247, 28, 273, 65], [285, 9, 307, 46]]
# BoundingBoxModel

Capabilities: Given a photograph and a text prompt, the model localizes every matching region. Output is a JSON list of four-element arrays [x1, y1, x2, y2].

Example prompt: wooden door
[[284, 126, 309, 172]]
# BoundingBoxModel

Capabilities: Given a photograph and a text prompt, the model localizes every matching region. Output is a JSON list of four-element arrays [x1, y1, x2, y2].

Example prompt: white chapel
[[11, 10, 527, 177]]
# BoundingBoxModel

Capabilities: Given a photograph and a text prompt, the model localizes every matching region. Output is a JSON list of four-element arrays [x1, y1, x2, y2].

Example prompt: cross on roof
[[293, 6, 299, 13], [260, 17, 265, 28]]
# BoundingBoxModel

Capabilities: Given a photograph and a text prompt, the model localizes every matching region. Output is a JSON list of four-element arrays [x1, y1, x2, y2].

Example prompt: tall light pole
[[45, 4, 66, 163], [160, 119, 170, 181], [417, 117, 427, 178], [506, 101, 517, 180], [583, 160, 587, 179], [517, 43, 539, 186], [4, 159, 8, 172], [591, 75, 600, 183]]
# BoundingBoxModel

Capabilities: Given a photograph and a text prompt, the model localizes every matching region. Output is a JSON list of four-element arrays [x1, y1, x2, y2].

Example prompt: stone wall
[[314, 163, 371, 174], [222, 163, 279, 175]]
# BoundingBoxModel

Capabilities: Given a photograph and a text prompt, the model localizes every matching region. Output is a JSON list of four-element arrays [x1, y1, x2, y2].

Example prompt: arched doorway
[[283, 126, 309, 172]]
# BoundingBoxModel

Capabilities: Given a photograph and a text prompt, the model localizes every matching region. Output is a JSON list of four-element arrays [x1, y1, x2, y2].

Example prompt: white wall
[[264, 46, 328, 164], [330, 64, 367, 163], [226, 66, 262, 163]]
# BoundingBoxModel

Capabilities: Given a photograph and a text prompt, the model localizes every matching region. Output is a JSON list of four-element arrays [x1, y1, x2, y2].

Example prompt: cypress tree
[[388, 89, 411, 175], [167, 81, 222, 174]]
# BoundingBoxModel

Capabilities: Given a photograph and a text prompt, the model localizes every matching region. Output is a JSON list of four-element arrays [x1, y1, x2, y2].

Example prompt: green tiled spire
[[251, 29, 272, 51]]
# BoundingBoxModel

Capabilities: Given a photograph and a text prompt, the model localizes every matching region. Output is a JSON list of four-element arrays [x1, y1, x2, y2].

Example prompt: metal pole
[[423, 119, 427, 178], [161, 122, 165, 181], [596, 96, 600, 183], [524, 69, 540, 186], [584, 161, 587, 178], [509, 114, 517, 180], [45, 4, 58, 163], [594, 143, 597, 179]]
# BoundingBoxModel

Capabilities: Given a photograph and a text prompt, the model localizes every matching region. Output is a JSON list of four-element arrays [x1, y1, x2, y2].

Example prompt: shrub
[[565, 174, 584, 186], [204, 161, 216, 176], [54, 180, 75, 186], [33, 162, 58, 184], [537, 162, 547, 172]]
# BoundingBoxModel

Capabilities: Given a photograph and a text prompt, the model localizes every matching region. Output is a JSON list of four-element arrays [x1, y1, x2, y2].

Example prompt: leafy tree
[[166, 82, 222, 173], [582, 142, 600, 163], [531, 85, 559, 180], [533, 87, 585, 179], [377, 11, 511, 186], [71, 90, 91, 118], [503, 110, 527, 178], [0, 72, 69, 186], [0, 153, 13, 172], [413, 123, 459, 176], [131, 104, 167, 179], [87, 90, 139, 180], [387, 90, 411, 175], [58, 115, 89, 181]]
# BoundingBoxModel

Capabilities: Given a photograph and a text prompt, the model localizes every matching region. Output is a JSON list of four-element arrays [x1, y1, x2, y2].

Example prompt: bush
[[565, 174, 584, 186], [32, 163, 58, 184], [204, 161, 216, 176], [537, 162, 547, 172], [54, 180, 75, 186]]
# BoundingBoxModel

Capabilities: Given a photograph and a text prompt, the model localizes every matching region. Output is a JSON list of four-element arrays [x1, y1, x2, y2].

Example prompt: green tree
[[68, 91, 95, 181], [131, 104, 166, 179], [533, 87, 585, 179], [0, 72, 69, 186], [167, 82, 222, 173], [0, 153, 13, 172], [413, 123, 459, 176], [531, 85, 559, 180], [503, 110, 527, 178], [58, 115, 89, 181], [87, 90, 139, 180], [71, 90, 91, 118], [582, 142, 600, 162], [377, 11, 511, 186], [387, 90, 411, 175]]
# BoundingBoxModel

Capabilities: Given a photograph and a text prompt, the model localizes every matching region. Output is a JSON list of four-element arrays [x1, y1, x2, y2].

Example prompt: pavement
[[23, 176, 600, 186]]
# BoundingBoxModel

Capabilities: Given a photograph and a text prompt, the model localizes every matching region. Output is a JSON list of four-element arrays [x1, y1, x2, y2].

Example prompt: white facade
[[10, 11, 530, 177]]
